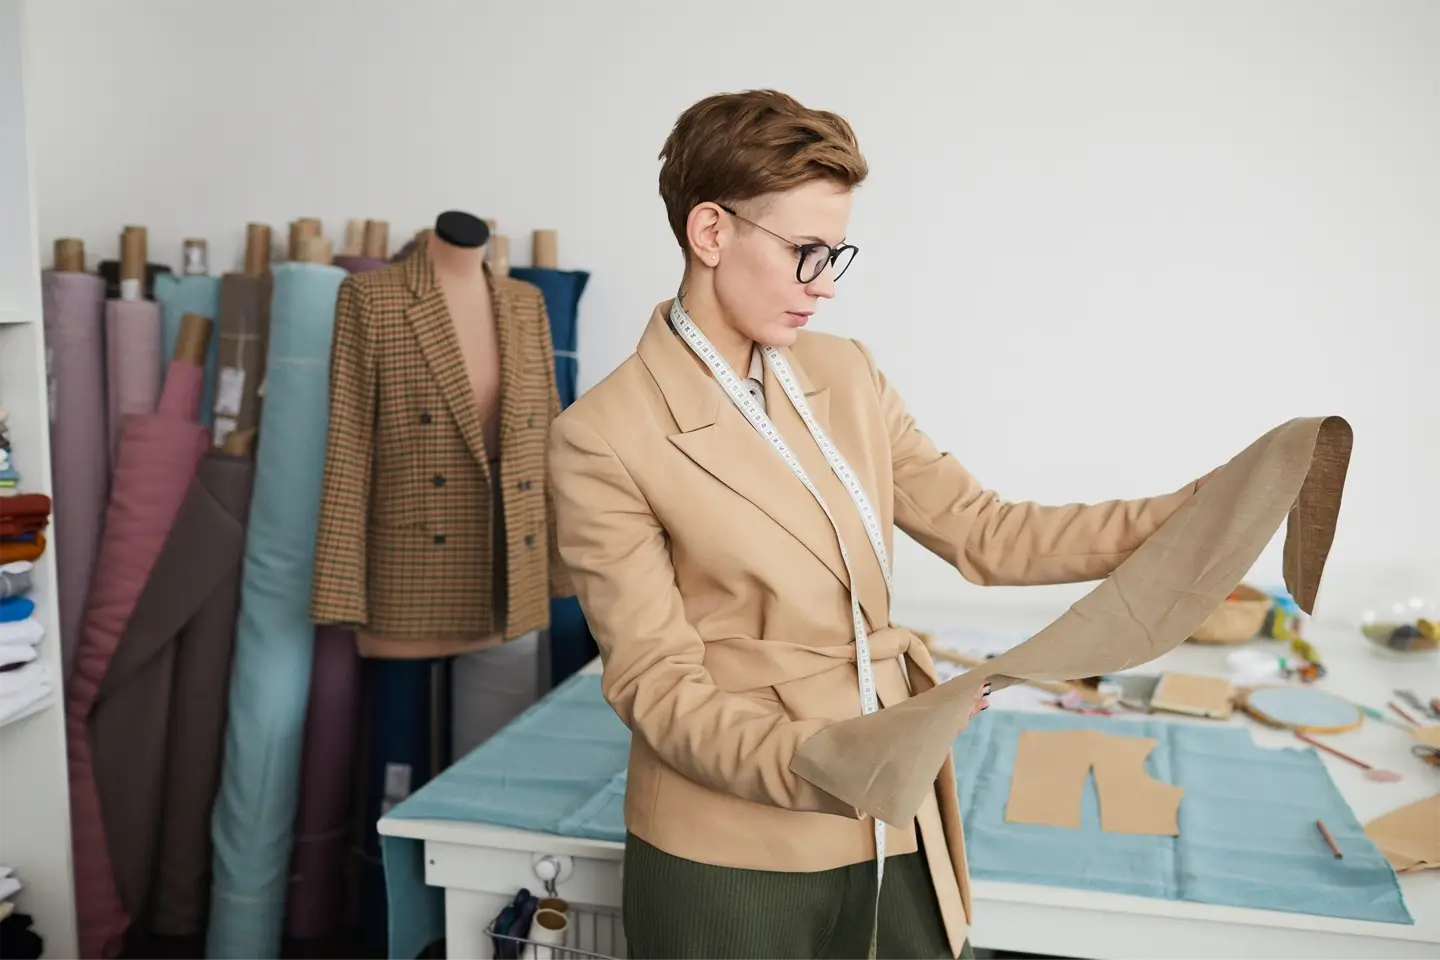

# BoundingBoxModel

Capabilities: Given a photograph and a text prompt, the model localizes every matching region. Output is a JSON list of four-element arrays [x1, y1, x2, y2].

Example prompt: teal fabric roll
[[206, 262, 346, 959], [154, 274, 222, 427]]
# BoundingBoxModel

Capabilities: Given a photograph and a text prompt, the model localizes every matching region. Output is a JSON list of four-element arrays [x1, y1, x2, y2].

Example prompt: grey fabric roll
[[449, 631, 546, 761]]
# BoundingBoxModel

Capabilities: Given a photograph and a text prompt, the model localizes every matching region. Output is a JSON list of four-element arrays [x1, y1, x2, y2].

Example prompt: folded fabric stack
[[0, 867, 44, 959], [0, 495, 48, 565], [0, 492, 52, 728]]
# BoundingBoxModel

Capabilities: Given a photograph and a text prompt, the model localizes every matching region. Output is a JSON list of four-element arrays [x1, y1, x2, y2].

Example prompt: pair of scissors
[[1395, 689, 1440, 721]]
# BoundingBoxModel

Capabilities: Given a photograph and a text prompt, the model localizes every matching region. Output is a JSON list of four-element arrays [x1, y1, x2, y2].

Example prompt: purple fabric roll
[[332, 256, 389, 274], [42, 270, 110, 676], [285, 626, 362, 939]]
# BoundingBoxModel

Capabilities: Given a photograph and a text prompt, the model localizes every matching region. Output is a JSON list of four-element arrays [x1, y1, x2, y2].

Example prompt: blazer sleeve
[[309, 276, 377, 626], [534, 292, 575, 599], [549, 414, 857, 816], [853, 339, 1201, 586]]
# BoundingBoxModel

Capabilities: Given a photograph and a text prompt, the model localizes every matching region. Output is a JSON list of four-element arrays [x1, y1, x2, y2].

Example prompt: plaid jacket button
[[432, 474, 446, 487], [419, 412, 432, 425], [524, 533, 536, 547], [517, 479, 531, 491], [433, 534, 446, 545], [527, 414, 535, 428]]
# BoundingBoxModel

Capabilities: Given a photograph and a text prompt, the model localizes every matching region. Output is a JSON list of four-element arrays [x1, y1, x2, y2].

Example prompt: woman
[[547, 90, 1204, 960]]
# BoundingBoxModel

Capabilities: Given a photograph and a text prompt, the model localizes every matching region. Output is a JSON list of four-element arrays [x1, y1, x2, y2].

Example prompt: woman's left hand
[[968, 681, 991, 720]]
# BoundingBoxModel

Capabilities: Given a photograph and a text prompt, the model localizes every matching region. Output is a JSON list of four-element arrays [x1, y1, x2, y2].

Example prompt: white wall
[[23, 0, 1439, 622]]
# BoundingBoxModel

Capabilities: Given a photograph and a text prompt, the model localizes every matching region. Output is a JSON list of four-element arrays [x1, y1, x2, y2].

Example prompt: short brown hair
[[658, 89, 868, 251]]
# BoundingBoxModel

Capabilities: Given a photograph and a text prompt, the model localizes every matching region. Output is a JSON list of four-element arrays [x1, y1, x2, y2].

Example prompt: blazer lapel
[[404, 237, 493, 471], [764, 353, 890, 632], [638, 304, 853, 600]]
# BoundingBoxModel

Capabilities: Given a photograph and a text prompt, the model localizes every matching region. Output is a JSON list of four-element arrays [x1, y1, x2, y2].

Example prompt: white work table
[[380, 610, 1439, 959]]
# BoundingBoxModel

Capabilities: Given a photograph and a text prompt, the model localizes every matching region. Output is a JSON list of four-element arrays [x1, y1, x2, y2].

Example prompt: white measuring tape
[[669, 296, 894, 934]]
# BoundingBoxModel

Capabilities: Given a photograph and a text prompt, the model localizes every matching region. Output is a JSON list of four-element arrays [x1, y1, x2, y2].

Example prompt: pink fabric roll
[[104, 299, 163, 468], [66, 359, 210, 958], [332, 255, 388, 274], [42, 270, 110, 676]]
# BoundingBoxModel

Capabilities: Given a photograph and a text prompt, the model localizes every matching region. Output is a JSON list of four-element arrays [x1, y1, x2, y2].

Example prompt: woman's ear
[[685, 202, 725, 267]]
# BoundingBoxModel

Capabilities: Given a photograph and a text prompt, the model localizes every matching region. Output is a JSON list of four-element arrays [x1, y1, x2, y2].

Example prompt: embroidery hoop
[[1239, 685, 1363, 734]]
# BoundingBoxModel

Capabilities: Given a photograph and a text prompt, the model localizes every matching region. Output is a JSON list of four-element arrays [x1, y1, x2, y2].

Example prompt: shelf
[[0, 308, 33, 325]]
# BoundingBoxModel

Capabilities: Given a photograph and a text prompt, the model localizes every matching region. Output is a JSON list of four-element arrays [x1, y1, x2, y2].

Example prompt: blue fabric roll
[[508, 267, 595, 686], [206, 262, 346, 959], [153, 274, 222, 427], [508, 268, 587, 408], [360, 659, 444, 955]]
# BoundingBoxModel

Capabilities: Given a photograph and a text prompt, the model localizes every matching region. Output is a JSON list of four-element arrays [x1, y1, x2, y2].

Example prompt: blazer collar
[[638, 300, 887, 632], [404, 235, 513, 471]]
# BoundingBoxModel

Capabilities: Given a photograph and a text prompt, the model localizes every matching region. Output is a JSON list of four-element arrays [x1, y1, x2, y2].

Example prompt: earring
[[710, 255, 717, 264]]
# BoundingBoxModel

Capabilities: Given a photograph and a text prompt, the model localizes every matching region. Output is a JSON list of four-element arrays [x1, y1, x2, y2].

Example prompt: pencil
[[1315, 819, 1343, 859], [1389, 701, 1419, 725]]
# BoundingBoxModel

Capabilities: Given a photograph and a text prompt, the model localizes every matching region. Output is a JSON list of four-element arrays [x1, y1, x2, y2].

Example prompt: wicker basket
[[1189, 584, 1273, 644]]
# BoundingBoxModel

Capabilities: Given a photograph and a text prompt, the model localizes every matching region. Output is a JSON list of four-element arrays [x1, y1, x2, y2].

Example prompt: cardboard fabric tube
[[342, 219, 366, 256], [120, 226, 147, 300], [532, 229, 558, 268], [245, 224, 271, 277], [296, 236, 333, 265], [362, 220, 389, 259], [489, 234, 510, 277], [183, 239, 208, 276], [288, 218, 322, 260], [55, 238, 85, 273], [175, 313, 213, 365]]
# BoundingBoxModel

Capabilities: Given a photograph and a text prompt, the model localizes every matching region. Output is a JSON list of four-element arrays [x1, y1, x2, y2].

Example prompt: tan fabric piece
[[1005, 730, 1182, 835], [791, 416, 1351, 826], [1149, 672, 1235, 719], [1364, 793, 1440, 873]]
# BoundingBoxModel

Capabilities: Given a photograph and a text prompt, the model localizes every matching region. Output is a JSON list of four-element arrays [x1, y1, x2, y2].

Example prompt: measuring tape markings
[[669, 297, 894, 894]]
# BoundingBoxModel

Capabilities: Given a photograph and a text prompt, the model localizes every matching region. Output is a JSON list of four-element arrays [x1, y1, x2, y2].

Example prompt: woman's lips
[[785, 312, 811, 326]]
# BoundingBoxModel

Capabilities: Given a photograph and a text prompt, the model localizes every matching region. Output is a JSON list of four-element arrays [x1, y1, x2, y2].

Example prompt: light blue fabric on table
[[380, 677, 1411, 959], [206, 263, 346, 959], [153, 274, 221, 427], [953, 709, 1412, 924]]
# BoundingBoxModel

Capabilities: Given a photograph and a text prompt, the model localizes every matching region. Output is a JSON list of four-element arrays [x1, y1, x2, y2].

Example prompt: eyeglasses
[[717, 204, 858, 284]]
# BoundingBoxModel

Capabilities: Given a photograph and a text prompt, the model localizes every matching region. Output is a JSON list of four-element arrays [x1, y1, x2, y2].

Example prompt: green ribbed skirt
[[622, 833, 972, 960]]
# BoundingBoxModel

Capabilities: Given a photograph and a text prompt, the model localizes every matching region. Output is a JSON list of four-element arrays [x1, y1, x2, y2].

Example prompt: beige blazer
[[548, 301, 1198, 957]]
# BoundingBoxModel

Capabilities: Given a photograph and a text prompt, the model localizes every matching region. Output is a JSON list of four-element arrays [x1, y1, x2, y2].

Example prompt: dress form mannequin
[[362, 212, 547, 760], [429, 213, 502, 462]]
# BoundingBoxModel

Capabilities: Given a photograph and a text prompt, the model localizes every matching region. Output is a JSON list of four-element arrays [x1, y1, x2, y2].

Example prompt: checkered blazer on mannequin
[[309, 239, 572, 644]]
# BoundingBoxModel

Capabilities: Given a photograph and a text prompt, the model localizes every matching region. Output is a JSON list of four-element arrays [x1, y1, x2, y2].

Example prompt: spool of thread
[[342, 219, 366, 256], [183, 239, 209, 276], [362, 220, 389, 259], [490, 234, 510, 277], [245, 223, 271, 277], [54, 238, 85, 273], [532, 229, 558, 268], [175, 312, 214, 365], [296, 236, 333, 265], [120, 226, 147, 300], [288, 218, 322, 260]]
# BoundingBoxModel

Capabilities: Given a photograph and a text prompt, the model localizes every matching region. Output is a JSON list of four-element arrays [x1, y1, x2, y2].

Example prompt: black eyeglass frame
[[716, 203, 859, 284]]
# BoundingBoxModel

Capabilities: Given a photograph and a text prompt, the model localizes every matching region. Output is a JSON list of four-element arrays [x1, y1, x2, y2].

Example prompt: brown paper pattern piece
[[791, 416, 1351, 826], [1364, 794, 1440, 873], [1006, 730, 1182, 836]]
